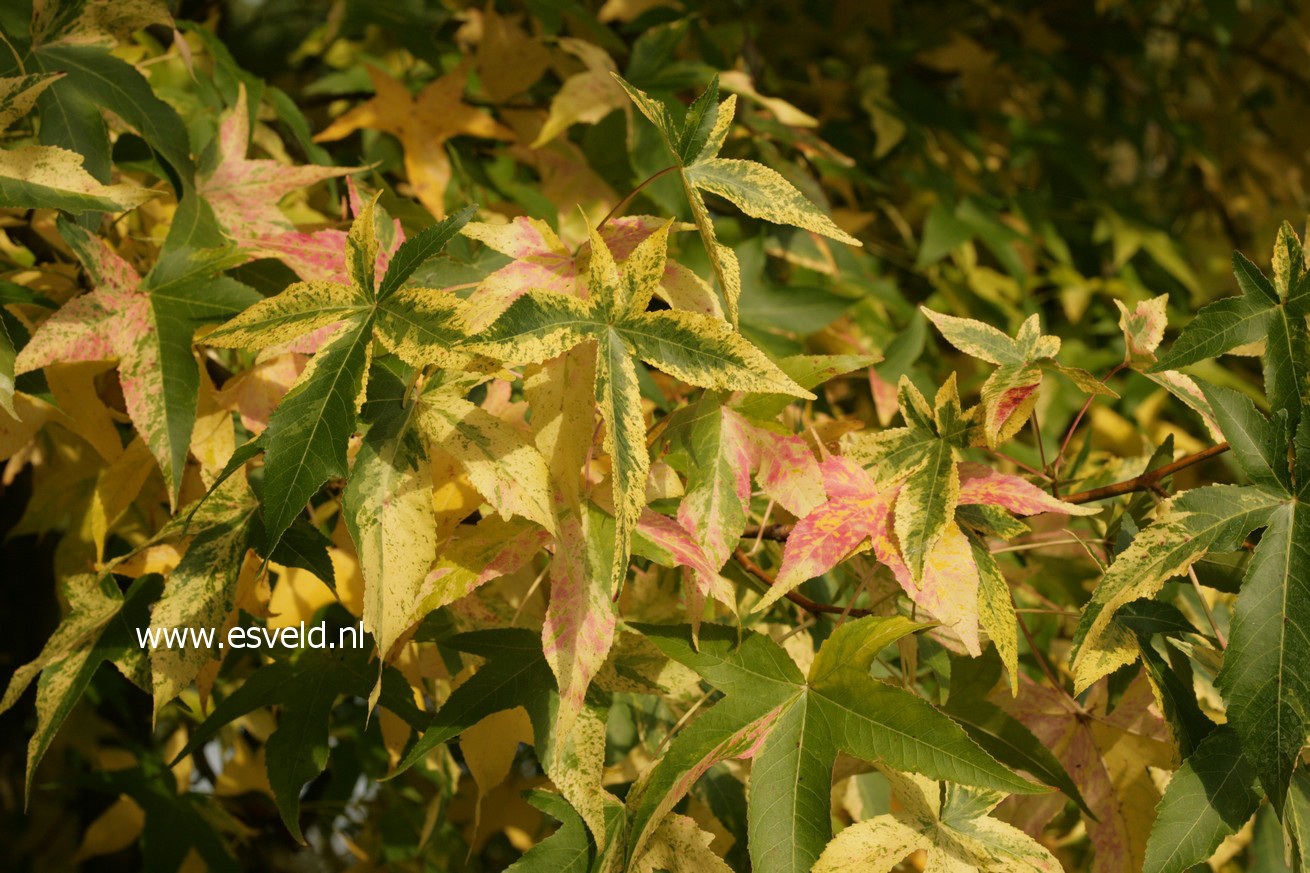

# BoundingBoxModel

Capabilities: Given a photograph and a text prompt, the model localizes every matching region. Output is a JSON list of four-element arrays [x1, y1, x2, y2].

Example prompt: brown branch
[[737, 442, 1231, 542], [1061, 442, 1229, 505], [733, 549, 873, 618]]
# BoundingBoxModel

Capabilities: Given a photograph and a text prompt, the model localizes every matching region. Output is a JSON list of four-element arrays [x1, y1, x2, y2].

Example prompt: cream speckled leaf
[[374, 287, 474, 369], [813, 816, 927, 873], [1070, 485, 1280, 692], [524, 345, 596, 511], [413, 516, 549, 619], [594, 330, 648, 590], [542, 506, 618, 793], [0, 144, 158, 212], [633, 813, 733, 873], [684, 158, 860, 245], [972, 541, 1019, 695], [343, 422, 437, 666], [894, 437, 959, 581], [149, 477, 255, 714], [620, 310, 811, 397], [922, 305, 1022, 365], [203, 281, 361, 349], [816, 766, 1059, 873], [0, 73, 61, 133], [1116, 294, 1169, 364], [416, 394, 556, 533]]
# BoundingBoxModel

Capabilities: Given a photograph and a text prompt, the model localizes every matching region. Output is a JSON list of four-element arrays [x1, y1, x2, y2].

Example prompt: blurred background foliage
[[2, 0, 1308, 870]]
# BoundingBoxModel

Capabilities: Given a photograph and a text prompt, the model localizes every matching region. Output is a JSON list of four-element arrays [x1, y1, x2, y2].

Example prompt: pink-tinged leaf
[[957, 462, 1099, 516], [542, 509, 618, 744], [13, 236, 186, 498], [677, 407, 755, 573], [868, 368, 900, 426], [752, 427, 824, 517], [200, 84, 357, 243], [416, 517, 551, 616], [636, 510, 735, 627], [1115, 295, 1168, 363], [463, 218, 580, 328], [762, 458, 891, 612], [987, 376, 1040, 442], [818, 455, 875, 500], [899, 523, 982, 655]]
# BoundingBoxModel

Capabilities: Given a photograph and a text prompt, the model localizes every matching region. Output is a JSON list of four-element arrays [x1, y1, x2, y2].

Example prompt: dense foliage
[[2, 1, 1310, 871]]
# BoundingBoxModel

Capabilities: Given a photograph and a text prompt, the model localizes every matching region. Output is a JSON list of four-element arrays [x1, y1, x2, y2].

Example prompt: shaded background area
[[2, 0, 1309, 869]]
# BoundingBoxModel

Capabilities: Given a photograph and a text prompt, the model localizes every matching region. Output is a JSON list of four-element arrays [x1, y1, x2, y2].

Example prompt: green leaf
[[377, 204, 477, 299], [507, 791, 593, 873], [0, 573, 158, 802], [1143, 727, 1260, 873], [260, 317, 372, 551], [173, 644, 422, 842], [1071, 485, 1281, 692], [1216, 499, 1310, 809], [628, 619, 1039, 872], [1198, 381, 1290, 492], [1150, 295, 1274, 372], [944, 694, 1092, 818], [34, 44, 194, 188]]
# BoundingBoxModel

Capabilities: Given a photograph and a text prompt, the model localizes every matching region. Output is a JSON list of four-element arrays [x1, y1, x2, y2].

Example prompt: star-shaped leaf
[[314, 62, 512, 217], [813, 765, 1061, 872], [625, 618, 1041, 873], [467, 221, 810, 593], [198, 83, 356, 244], [15, 218, 259, 504], [922, 306, 1112, 447], [205, 196, 476, 551], [615, 75, 861, 327]]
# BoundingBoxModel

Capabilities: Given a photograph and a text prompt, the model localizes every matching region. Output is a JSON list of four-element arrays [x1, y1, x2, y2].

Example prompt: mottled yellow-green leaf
[[373, 287, 472, 369], [416, 394, 557, 533], [344, 431, 437, 666], [0, 145, 158, 212], [684, 158, 860, 246], [0, 73, 62, 133], [633, 813, 733, 873], [815, 766, 1060, 872], [149, 477, 255, 715], [464, 290, 600, 364], [524, 345, 597, 511], [348, 192, 381, 296], [594, 331, 647, 590], [204, 281, 361, 349], [894, 437, 959, 581], [973, 540, 1019, 695], [619, 310, 811, 398]]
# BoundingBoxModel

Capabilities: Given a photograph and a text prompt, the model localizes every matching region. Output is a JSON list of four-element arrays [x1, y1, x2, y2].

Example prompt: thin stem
[[749, 498, 775, 555], [1030, 407, 1050, 484], [1052, 362, 1126, 487], [0, 30, 26, 76], [986, 448, 1051, 481], [1187, 566, 1227, 649], [1016, 609, 1080, 710], [598, 166, 679, 229]]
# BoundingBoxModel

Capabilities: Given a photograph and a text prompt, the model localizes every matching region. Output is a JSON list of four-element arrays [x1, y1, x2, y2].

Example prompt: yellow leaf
[[89, 436, 155, 562], [45, 360, 123, 462], [532, 39, 627, 148], [72, 795, 145, 862], [461, 706, 533, 830], [474, 7, 550, 102], [315, 63, 512, 217]]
